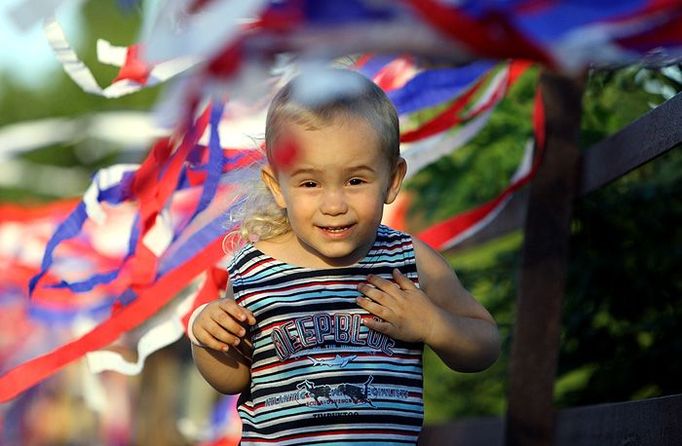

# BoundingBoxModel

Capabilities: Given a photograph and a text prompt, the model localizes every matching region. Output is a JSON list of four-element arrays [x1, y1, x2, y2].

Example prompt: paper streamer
[[417, 85, 546, 251], [44, 17, 199, 98], [85, 282, 198, 375]]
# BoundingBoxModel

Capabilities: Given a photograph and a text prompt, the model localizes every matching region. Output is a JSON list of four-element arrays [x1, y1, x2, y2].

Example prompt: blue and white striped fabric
[[229, 225, 424, 445]]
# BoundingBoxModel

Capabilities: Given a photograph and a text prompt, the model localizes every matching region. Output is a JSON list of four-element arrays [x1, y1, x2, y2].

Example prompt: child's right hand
[[192, 299, 256, 355]]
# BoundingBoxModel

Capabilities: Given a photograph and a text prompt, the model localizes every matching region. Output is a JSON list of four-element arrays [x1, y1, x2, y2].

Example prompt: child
[[190, 68, 500, 445]]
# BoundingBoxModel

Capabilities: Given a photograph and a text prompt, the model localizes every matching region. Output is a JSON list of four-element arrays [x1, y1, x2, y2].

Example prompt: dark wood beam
[[579, 91, 682, 194], [555, 394, 682, 445], [418, 416, 503, 446], [504, 71, 583, 446], [419, 394, 682, 445]]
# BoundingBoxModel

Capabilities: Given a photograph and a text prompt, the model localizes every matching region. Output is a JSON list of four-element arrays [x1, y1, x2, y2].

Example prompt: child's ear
[[384, 157, 407, 205], [261, 166, 287, 209]]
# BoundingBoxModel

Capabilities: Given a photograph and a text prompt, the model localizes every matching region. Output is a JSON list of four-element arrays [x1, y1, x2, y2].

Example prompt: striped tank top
[[228, 225, 424, 445]]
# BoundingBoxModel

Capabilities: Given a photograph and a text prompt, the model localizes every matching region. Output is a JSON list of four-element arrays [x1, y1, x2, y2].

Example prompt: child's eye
[[348, 178, 365, 186], [300, 181, 318, 188]]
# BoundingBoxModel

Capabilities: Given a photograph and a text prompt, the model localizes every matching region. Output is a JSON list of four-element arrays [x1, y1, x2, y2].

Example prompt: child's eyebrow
[[344, 165, 377, 174], [289, 165, 378, 177], [289, 167, 320, 177]]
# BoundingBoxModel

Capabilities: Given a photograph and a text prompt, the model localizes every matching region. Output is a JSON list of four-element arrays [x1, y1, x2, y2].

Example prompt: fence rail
[[419, 394, 682, 445]]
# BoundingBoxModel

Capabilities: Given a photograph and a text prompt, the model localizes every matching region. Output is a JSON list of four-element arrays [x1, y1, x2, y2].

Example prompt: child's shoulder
[[374, 225, 420, 263], [226, 241, 262, 271], [379, 225, 436, 252], [376, 224, 412, 241], [378, 225, 452, 277], [376, 225, 419, 253]]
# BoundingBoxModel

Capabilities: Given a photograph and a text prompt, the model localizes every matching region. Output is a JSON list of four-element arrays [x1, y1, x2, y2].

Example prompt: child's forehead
[[278, 121, 387, 170], [268, 113, 394, 174], [287, 117, 381, 150], [282, 112, 376, 134]]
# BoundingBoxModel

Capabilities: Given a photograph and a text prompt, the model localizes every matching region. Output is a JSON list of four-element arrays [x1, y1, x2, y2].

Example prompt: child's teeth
[[326, 226, 348, 232]]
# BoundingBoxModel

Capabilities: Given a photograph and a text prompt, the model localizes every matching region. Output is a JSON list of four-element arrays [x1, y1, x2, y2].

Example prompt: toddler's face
[[263, 116, 405, 267]]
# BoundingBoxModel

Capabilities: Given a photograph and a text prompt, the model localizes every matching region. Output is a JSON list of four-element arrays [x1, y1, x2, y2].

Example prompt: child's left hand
[[357, 269, 438, 344]]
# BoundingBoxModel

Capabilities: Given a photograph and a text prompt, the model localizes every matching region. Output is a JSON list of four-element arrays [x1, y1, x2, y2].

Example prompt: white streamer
[[44, 17, 200, 98], [86, 282, 199, 375]]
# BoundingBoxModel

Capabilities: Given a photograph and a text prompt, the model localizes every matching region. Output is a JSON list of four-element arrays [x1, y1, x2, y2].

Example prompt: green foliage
[[557, 146, 682, 407]]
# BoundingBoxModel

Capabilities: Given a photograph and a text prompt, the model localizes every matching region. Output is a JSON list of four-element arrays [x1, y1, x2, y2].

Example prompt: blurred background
[[1, 1, 681, 445]]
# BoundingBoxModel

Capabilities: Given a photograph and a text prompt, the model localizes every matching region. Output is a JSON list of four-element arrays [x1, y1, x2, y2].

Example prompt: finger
[[244, 308, 257, 326], [392, 269, 417, 290], [356, 296, 392, 320], [221, 332, 254, 361], [212, 299, 256, 325], [207, 312, 254, 348], [367, 274, 401, 295], [211, 311, 248, 338], [218, 300, 254, 324], [235, 305, 257, 326], [195, 327, 232, 353], [205, 320, 243, 347], [357, 283, 391, 305], [362, 317, 394, 336]]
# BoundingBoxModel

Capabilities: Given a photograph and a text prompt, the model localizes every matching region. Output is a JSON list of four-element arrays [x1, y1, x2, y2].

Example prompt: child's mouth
[[319, 224, 354, 234]]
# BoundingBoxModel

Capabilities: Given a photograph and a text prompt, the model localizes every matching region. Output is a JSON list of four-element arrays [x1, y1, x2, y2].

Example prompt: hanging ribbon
[[417, 84, 546, 250]]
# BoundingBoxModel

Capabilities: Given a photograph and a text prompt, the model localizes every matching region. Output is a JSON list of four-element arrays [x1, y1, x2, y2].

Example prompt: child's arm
[[191, 283, 256, 394], [357, 238, 500, 372]]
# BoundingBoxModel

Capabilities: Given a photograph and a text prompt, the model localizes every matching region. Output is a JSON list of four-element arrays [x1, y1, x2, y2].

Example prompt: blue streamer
[[115, 288, 138, 310], [28, 169, 139, 296], [186, 102, 226, 223], [28, 202, 89, 296], [388, 61, 496, 115], [47, 270, 121, 292], [514, 1, 650, 41], [97, 171, 135, 203], [303, 0, 398, 24], [33, 179, 140, 294], [439, 0, 651, 43]]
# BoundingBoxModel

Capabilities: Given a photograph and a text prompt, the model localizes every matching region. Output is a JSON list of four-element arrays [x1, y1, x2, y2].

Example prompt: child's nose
[[319, 189, 348, 215]]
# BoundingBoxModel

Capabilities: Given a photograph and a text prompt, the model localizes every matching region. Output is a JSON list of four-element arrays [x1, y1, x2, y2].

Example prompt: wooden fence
[[419, 71, 682, 446]]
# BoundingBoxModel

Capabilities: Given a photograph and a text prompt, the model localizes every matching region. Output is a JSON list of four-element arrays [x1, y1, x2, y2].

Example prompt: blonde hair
[[236, 68, 400, 244]]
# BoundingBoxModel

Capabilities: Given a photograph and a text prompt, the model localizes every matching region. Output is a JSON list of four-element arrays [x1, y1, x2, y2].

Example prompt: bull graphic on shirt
[[296, 380, 338, 407], [296, 376, 376, 408], [337, 376, 376, 407]]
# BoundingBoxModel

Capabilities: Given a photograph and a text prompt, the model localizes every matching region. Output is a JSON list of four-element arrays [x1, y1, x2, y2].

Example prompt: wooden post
[[504, 71, 583, 446]]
